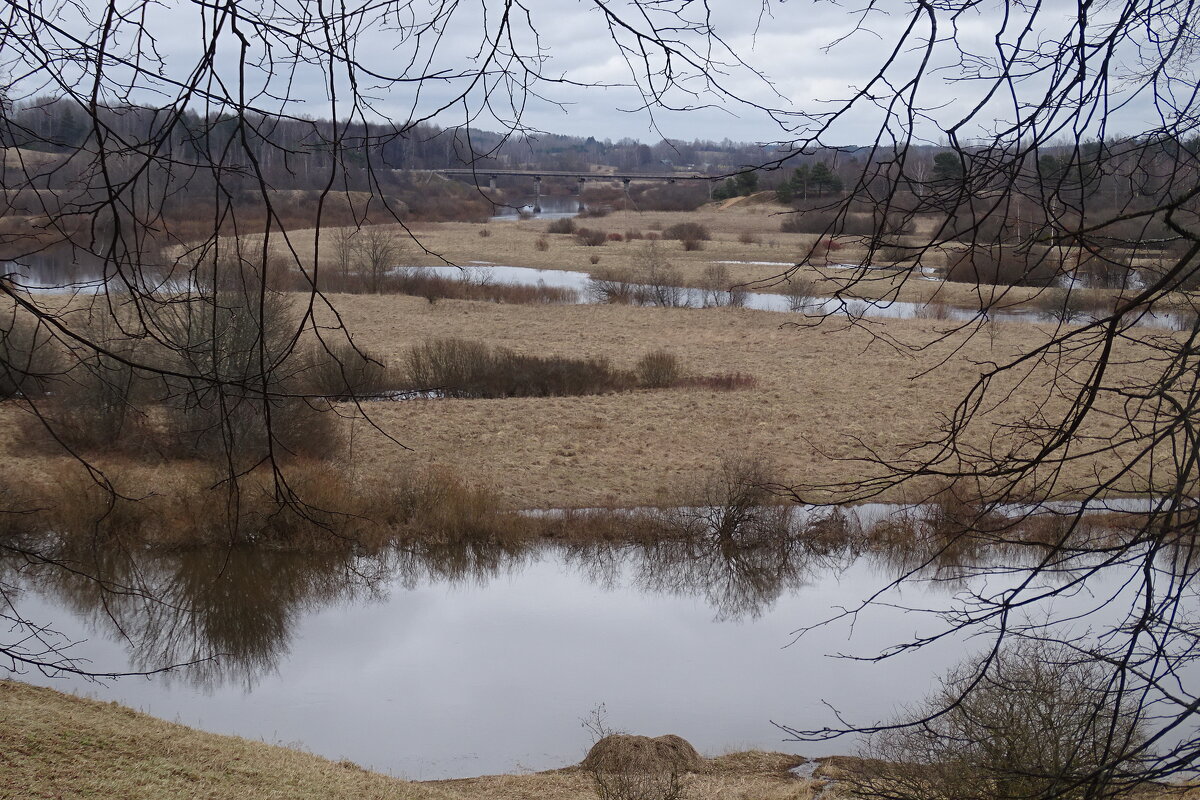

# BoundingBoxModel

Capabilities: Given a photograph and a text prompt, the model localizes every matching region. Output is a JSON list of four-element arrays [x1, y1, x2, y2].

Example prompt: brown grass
[[3, 288, 1180, 510], [226, 293, 1168, 508], [582, 734, 704, 775], [0, 680, 435, 800], [2, 679, 823, 800], [277, 208, 1139, 312], [13, 678, 1183, 800], [0, 455, 528, 551]]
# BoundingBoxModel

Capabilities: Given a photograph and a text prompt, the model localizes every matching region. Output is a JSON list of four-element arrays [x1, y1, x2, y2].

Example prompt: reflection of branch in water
[[563, 507, 862, 621], [6, 499, 1153, 689], [9, 531, 538, 688], [860, 492, 1152, 589], [21, 544, 390, 689], [391, 536, 538, 588]]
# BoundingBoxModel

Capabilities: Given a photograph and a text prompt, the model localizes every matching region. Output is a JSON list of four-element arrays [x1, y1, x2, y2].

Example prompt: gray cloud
[[3, 0, 1175, 145]]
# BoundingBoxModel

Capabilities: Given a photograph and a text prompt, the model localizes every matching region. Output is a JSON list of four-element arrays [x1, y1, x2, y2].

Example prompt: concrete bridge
[[428, 168, 714, 212]]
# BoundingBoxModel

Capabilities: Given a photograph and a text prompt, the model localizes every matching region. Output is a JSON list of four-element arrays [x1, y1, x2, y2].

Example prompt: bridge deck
[[431, 168, 711, 182]]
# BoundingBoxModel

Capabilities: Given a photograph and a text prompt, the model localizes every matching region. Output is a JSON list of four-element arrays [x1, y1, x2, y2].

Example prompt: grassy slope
[[1, 681, 439, 800], [1, 680, 813, 800]]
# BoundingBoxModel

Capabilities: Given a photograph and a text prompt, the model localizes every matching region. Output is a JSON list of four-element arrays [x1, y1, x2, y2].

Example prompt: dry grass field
[[1, 680, 819, 800], [277, 203, 1099, 309], [306, 294, 1171, 508], [1, 285, 1179, 510]]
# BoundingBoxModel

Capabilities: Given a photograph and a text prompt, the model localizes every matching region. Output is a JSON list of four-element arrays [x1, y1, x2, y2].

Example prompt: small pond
[[8, 501, 1158, 779]]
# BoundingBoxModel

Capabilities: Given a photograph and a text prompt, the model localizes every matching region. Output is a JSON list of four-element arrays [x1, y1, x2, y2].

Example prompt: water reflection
[[9, 501, 1151, 689], [563, 508, 862, 621], [24, 544, 389, 688]]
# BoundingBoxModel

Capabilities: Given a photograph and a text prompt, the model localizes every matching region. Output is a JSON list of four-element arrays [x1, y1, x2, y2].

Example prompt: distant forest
[[2, 95, 1198, 255]]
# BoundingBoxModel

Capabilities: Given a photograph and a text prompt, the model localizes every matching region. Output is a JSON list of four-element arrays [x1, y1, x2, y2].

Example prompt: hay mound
[[581, 734, 704, 775]]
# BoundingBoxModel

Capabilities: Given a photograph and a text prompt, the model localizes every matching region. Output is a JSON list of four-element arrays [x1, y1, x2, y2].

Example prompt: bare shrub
[[685, 457, 788, 543], [590, 254, 601, 265], [588, 269, 645, 304], [316, 267, 576, 304], [700, 263, 746, 307], [875, 209, 915, 236], [636, 349, 681, 388], [913, 302, 954, 320], [535, 236, 550, 251], [810, 238, 844, 261], [404, 338, 633, 398], [547, 217, 576, 234], [300, 340, 392, 399], [637, 242, 689, 307], [38, 350, 156, 454], [1076, 248, 1134, 289], [662, 221, 711, 242], [31, 460, 523, 550], [331, 226, 357, 277], [405, 337, 491, 392], [946, 245, 1061, 287], [630, 182, 709, 212], [737, 231, 759, 245], [679, 237, 704, 251], [876, 243, 911, 264], [22, 311, 169, 455], [783, 277, 818, 312], [576, 227, 608, 247], [780, 210, 863, 235], [0, 312, 63, 398], [1033, 288, 1100, 323], [156, 288, 341, 464], [352, 226, 403, 292], [624, 230, 644, 240], [856, 640, 1148, 800], [379, 466, 524, 545], [607, 232, 624, 242], [477, 227, 491, 238]]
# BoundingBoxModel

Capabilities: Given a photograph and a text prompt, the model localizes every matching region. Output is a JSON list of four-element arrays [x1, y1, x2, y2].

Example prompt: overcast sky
[[5, 0, 1181, 147]]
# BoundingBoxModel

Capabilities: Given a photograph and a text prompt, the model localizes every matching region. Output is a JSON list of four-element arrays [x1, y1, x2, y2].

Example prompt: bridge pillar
[[533, 176, 542, 213], [577, 177, 586, 212], [488, 175, 497, 191], [622, 177, 631, 208]]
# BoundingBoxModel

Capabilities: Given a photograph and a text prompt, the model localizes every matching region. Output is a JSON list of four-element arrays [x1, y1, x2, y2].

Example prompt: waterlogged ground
[[403, 264, 1188, 328], [11, 502, 1156, 780]]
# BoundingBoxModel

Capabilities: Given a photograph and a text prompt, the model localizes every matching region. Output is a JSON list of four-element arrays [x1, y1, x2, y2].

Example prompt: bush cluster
[[575, 227, 609, 247], [403, 339, 756, 398], [405, 338, 631, 398], [18, 289, 346, 466], [945, 245, 1061, 287], [316, 267, 576, 304], [661, 222, 711, 242]]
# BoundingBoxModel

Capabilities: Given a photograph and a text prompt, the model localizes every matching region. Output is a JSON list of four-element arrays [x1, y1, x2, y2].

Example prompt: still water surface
[[405, 264, 1189, 328], [16, 534, 981, 779]]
